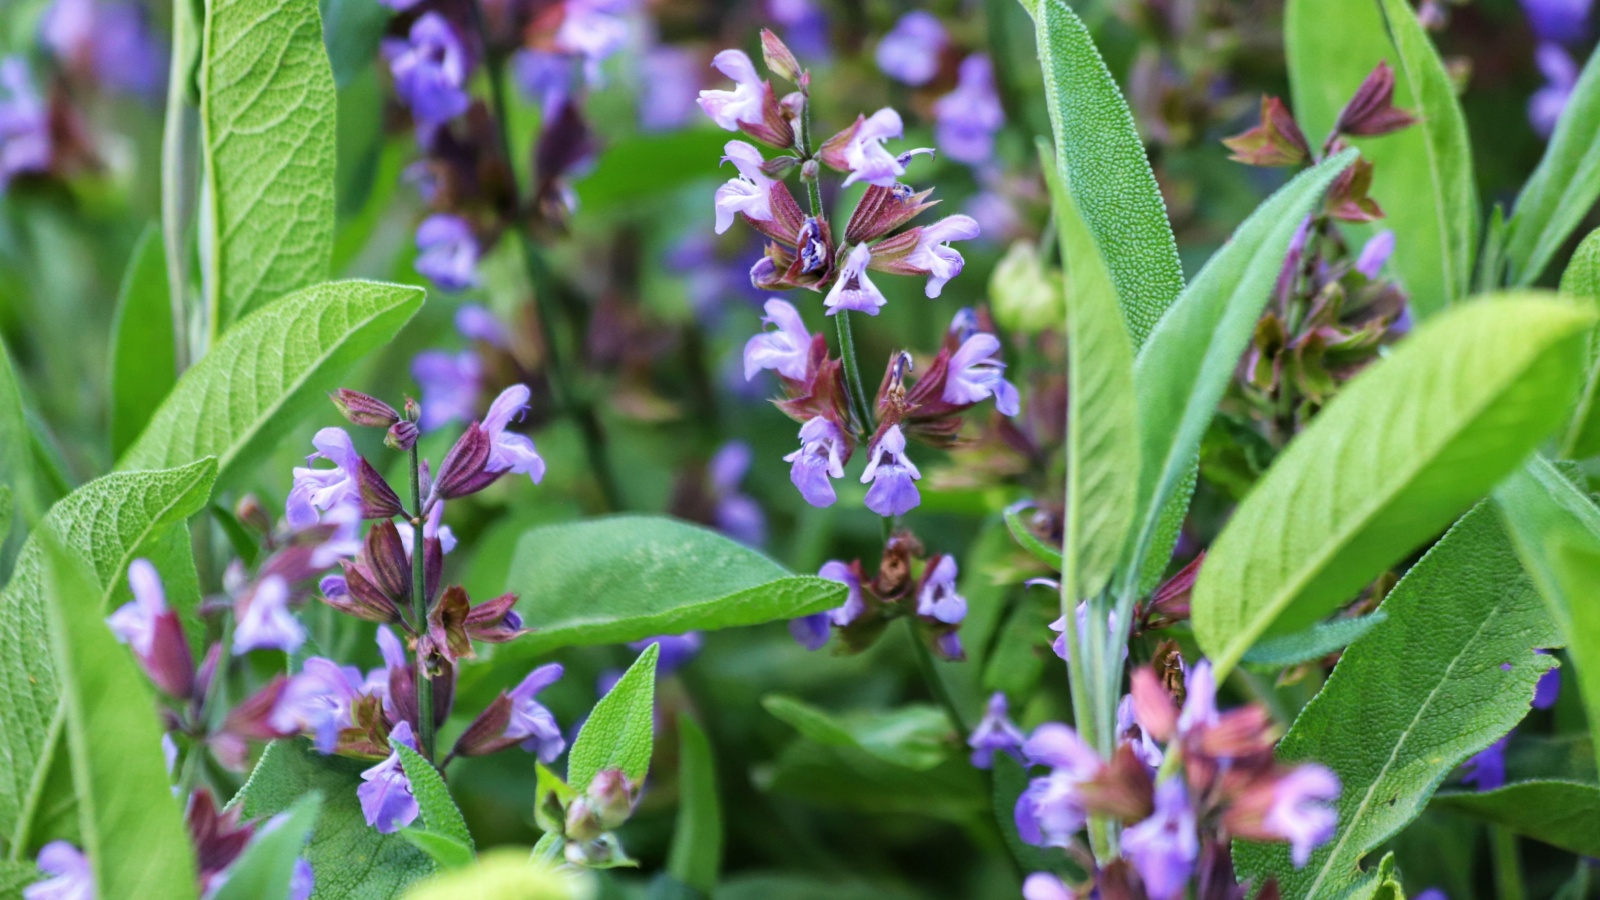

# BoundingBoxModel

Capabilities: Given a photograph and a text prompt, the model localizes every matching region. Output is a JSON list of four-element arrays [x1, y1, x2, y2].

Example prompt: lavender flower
[[1520, 0, 1591, 43], [1531, 44, 1579, 138], [767, 0, 829, 58], [1535, 653, 1561, 709], [1415, 890, 1449, 900], [824, 244, 889, 316], [414, 214, 480, 292], [287, 428, 362, 529], [821, 560, 866, 627], [1021, 873, 1071, 900], [554, 0, 632, 84], [744, 298, 813, 380], [106, 558, 166, 656], [289, 859, 314, 900], [1047, 603, 1124, 664], [358, 721, 421, 834], [396, 501, 459, 555], [455, 303, 511, 349], [1462, 735, 1509, 791], [1117, 695, 1163, 769], [506, 663, 566, 761], [1015, 723, 1102, 848], [969, 692, 1026, 769], [232, 576, 307, 655], [1121, 779, 1199, 900], [482, 385, 547, 482], [514, 49, 575, 110], [1176, 660, 1218, 737], [270, 658, 365, 752], [0, 60, 52, 190], [40, 0, 165, 96], [1354, 230, 1396, 279], [944, 331, 1020, 415], [412, 349, 483, 432], [917, 555, 966, 624], [638, 45, 701, 132], [715, 141, 775, 234], [1265, 764, 1341, 867], [860, 424, 920, 516], [383, 13, 471, 126], [708, 441, 767, 546], [875, 11, 946, 86], [839, 108, 932, 188], [627, 633, 703, 674], [784, 416, 847, 507], [934, 55, 1005, 166], [788, 613, 830, 651], [697, 50, 766, 131], [366, 624, 408, 712], [906, 215, 980, 298], [24, 841, 93, 900]]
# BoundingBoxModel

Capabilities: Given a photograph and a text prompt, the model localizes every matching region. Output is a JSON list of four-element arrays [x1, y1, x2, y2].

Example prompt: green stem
[[833, 312, 874, 435], [409, 444, 435, 762], [160, 0, 200, 371], [1492, 826, 1526, 900]]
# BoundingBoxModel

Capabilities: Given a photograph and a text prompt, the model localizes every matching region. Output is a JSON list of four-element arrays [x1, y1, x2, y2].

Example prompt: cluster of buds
[[789, 533, 969, 661], [534, 766, 643, 868], [747, 306, 1019, 516], [992, 659, 1339, 900]]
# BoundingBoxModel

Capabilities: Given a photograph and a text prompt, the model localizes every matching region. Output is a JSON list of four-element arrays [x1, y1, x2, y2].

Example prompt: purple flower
[[934, 55, 1005, 166], [839, 108, 932, 188], [1021, 873, 1071, 900], [270, 658, 365, 753], [455, 303, 511, 349], [784, 417, 847, 508], [788, 613, 830, 651], [506, 663, 566, 761], [965, 189, 1019, 244], [638, 45, 701, 132], [969, 692, 1025, 769], [1122, 779, 1199, 900], [1415, 890, 1449, 900], [1355, 230, 1396, 279], [383, 13, 471, 126], [1047, 602, 1122, 663], [1520, 0, 1591, 43], [821, 560, 866, 627], [24, 841, 93, 900], [1462, 735, 1509, 791], [412, 349, 483, 432], [907, 215, 980, 298], [514, 49, 575, 110], [697, 50, 766, 131], [767, 0, 829, 57], [396, 501, 458, 556], [1535, 656, 1562, 709], [358, 721, 421, 834], [106, 558, 166, 656], [627, 633, 703, 674], [414, 214, 480, 292], [555, 0, 632, 85], [715, 140, 775, 234], [40, 0, 165, 96], [233, 575, 306, 655], [287, 428, 362, 530], [482, 385, 547, 482], [745, 299, 813, 381], [309, 496, 363, 568], [944, 331, 1020, 415], [824, 244, 889, 316], [1176, 659, 1218, 737], [876, 12, 946, 86], [365, 624, 408, 713], [1265, 764, 1340, 867], [709, 441, 767, 546], [1015, 723, 1102, 847], [0, 59, 52, 190], [1531, 44, 1579, 138], [289, 858, 314, 900], [917, 556, 966, 624], [1117, 695, 1163, 769], [860, 425, 921, 516]]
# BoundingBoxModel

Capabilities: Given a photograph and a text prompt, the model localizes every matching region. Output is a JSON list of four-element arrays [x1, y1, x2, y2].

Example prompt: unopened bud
[[800, 159, 819, 182], [234, 494, 272, 534], [585, 768, 637, 830], [759, 154, 800, 178], [403, 396, 421, 423], [564, 797, 603, 843], [989, 242, 1065, 334], [760, 29, 803, 84], [331, 389, 400, 428], [562, 833, 633, 869], [434, 424, 501, 500], [385, 420, 419, 452], [356, 459, 406, 519]]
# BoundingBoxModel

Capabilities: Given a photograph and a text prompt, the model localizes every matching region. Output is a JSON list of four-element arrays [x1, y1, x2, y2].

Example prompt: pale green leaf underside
[[1193, 295, 1593, 676], [1507, 47, 1600, 286], [1235, 505, 1560, 897], [1434, 781, 1600, 857], [393, 742, 473, 852], [568, 643, 659, 792]]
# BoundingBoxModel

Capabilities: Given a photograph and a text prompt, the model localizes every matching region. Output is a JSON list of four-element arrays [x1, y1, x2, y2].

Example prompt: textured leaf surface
[[119, 280, 423, 485], [665, 715, 721, 893], [1235, 506, 1560, 897], [392, 742, 472, 851], [0, 337, 35, 526], [1434, 781, 1600, 857], [398, 830, 473, 872], [1240, 611, 1388, 671], [43, 537, 198, 900], [501, 516, 844, 657], [401, 850, 588, 900], [1027, 0, 1182, 347], [1133, 152, 1357, 579], [762, 696, 952, 771], [1558, 228, 1600, 458], [1507, 48, 1600, 286], [0, 458, 216, 846], [201, 0, 336, 329], [210, 793, 320, 900], [1193, 296, 1592, 675], [567, 643, 658, 792], [108, 228, 177, 460], [234, 740, 433, 900]]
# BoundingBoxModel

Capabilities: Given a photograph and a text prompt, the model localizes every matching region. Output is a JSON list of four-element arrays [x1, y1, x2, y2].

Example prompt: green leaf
[[118, 280, 424, 486], [1193, 295, 1593, 676], [1240, 610, 1389, 671], [665, 714, 721, 893], [234, 740, 434, 900], [584, 130, 732, 214], [499, 516, 845, 658], [0, 335, 37, 524], [1037, 138, 1137, 600], [1434, 781, 1600, 857], [201, 0, 337, 330], [1026, 0, 1183, 348], [210, 793, 321, 900], [41, 535, 198, 899], [108, 227, 176, 459], [1375, 0, 1478, 312], [1002, 503, 1060, 569], [401, 849, 590, 900], [398, 829, 474, 872], [392, 741, 473, 851], [319, 0, 388, 89], [762, 696, 952, 771], [1234, 505, 1560, 897], [0, 859, 42, 894], [567, 643, 659, 792], [1132, 151, 1358, 582], [1506, 48, 1600, 286], [0, 458, 217, 848], [1557, 227, 1600, 458]]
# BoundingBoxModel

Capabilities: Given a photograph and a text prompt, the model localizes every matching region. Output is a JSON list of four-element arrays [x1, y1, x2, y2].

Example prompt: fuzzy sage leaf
[[1506, 47, 1600, 286], [568, 643, 659, 793], [392, 741, 473, 853]]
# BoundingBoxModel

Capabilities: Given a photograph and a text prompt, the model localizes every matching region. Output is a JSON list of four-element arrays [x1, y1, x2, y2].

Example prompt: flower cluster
[[789, 533, 968, 661]]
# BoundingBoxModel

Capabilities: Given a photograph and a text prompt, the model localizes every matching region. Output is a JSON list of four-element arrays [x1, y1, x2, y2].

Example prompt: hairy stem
[[409, 444, 435, 762], [833, 312, 875, 436]]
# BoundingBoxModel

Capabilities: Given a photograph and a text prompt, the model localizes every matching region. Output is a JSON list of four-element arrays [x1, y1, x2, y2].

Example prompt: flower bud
[[1334, 62, 1417, 138], [331, 389, 401, 428], [759, 29, 802, 84], [759, 154, 800, 178], [585, 768, 637, 831], [357, 459, 406, 519], [563, 797, 603, 843], [434, 424, 501, 500], [403, 396, 421, 423], [989, 241, 1065, 334], [234, 494, 272, 534], [562, 833, 633, 869], [385, 420, 419, 452], [800, 158, 819, 182], [142, 610, 196, 700]]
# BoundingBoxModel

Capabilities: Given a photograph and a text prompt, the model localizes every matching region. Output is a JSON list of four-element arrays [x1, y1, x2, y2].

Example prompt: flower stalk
[[408, 443, 435, 762]]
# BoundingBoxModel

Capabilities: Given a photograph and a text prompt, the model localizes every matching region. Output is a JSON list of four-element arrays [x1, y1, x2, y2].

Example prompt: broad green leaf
[[201, 0, 337, 330], [762, 696, 952, 771], [1240, 611, 1389, 671], [1375, 0, 1478, 311], [500, 516, 844, 657], [1193, 295, 1592, 676], [234, 740, 433, 900], [118, 280, 423, 485], [1038, 139, 1137, 600], [42, 536, 198, 899], [401, 850, 590, 900], [1132, 151, 1358, 584], [1434, 781, 1600, 857], [392, 742, 473, 851], [0, 458, 217, 847], [1557, 227, 1600, 458], [665, 715, 721, 893], [1026, 0, 1183, 347], [1493, 456, 1600, 779], [1234, 505, 1560, 897], [108, 227, 176, 459], [567, 643, 659, 792], [399, 829, 474, 872], [1506, 48, 1600, 286], [210, 793, 320, 900]]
